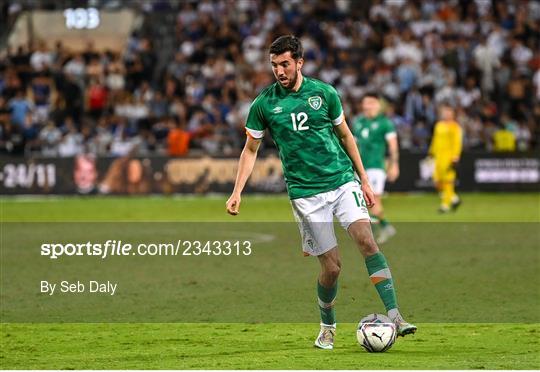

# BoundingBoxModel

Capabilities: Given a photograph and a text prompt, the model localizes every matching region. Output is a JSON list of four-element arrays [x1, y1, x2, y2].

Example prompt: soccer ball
[[356, 313, 397, 352]]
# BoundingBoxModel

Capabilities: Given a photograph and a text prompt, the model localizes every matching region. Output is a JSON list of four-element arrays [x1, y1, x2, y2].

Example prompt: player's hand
[[387, 163, 400, 182], [361, 183, 375, 208], [226, 193, 241, 215]]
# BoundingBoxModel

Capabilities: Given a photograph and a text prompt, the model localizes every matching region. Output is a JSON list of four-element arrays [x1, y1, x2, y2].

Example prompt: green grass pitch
[[1, 192, 539, 369]]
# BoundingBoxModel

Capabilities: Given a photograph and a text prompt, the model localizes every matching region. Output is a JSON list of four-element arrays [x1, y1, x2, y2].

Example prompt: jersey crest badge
[[308, 96, 322, 110]]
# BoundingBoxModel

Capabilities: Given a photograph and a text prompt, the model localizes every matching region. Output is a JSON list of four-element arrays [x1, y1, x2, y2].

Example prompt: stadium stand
[[0, 0, 538, 157]]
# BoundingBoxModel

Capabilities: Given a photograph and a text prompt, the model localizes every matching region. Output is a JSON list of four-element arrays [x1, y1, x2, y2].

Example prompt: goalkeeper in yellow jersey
[[428, 104, 463, 213]]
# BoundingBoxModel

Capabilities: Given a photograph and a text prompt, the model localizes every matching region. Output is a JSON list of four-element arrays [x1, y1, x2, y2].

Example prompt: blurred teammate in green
[[352, 93, 399, 243]]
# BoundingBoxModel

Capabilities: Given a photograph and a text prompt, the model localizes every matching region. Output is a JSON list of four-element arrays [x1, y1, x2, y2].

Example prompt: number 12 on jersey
[[352, 191, 367, 208], [291, 112, 309, 131]]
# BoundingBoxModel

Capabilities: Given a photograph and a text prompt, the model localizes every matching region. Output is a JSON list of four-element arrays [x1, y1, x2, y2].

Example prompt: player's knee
[[357, 235, 379, 256], [325, 263, 341, 281]]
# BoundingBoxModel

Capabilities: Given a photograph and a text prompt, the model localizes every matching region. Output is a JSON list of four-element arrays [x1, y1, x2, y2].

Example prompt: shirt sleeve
[[326, 85, 344, 125], [384, 118, 397, 141], [245, 98, 266, 139]]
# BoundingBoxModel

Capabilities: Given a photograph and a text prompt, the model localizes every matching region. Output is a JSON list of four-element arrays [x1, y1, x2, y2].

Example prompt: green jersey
[[245, 77, 354, 199], [351, 114, 396, 170]]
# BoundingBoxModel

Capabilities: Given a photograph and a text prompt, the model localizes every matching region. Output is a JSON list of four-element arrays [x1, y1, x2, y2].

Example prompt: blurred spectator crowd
[[0, 0, 539, 158]]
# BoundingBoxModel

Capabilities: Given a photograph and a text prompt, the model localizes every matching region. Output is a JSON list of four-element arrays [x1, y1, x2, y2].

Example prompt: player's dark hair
[[269, 35, 304, 60], [362, 91, 380, 100]]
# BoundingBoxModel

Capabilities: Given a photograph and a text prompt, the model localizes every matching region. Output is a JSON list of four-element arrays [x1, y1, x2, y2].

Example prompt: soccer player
[[428, 104, 463, 213], [226, 35, 416, 350], [352, 94, 399, 244]]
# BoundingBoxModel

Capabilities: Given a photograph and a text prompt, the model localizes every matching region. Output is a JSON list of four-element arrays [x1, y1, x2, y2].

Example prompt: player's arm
[[449, 124, 463, 170], [226, 135, 261, 215], [386, 122, 399, 182], [452, 124, 463, 163], [333, 120, 375, 208], [227, 96, 266, 215]]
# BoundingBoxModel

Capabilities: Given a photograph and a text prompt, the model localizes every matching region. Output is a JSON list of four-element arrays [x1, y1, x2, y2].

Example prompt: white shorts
[[290, 181, 370, 256], [366, 169, 387, 195]]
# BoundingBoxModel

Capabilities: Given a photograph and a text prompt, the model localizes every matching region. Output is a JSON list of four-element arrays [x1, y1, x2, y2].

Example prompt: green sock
[[317, 281, 337, 325], [379, 218, 388, 227], [365, 252, 398, 311]]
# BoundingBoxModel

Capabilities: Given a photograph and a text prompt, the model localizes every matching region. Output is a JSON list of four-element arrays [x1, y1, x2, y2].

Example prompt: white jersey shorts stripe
[[290, 181, 370, 256]]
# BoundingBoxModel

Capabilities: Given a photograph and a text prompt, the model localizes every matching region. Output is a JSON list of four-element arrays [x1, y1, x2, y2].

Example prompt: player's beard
[[278, 69, 298, 90]]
